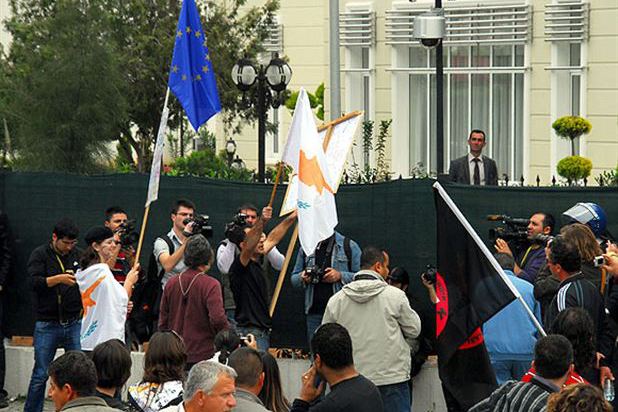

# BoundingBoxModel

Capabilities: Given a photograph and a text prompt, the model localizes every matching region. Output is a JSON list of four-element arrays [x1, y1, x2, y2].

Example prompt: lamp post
[[225, 138, 237, 167], [414, 4, 445, 175], [231, 53, 292, 182]]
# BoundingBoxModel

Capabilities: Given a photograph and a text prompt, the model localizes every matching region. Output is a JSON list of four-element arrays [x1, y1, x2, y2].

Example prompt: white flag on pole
[[284, 89, 338, 255], [146, 106, 170, 207]]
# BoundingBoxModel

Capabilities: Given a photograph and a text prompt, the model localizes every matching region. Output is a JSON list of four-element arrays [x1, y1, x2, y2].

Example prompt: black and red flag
[[433, 182, 517, 411]]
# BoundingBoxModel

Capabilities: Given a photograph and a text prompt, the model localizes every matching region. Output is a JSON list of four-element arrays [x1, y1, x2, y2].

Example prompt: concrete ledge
[[7, 346, 446, 411]]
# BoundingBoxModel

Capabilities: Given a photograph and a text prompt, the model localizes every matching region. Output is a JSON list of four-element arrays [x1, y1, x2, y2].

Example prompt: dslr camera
[[117, 219, 139, 247], [305, 265, 325, 284], [421, 265, 437, 285], [183, 214, 213, 238]]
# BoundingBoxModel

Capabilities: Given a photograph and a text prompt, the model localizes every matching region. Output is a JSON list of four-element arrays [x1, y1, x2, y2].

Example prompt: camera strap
[[319, 235, 336, 272]]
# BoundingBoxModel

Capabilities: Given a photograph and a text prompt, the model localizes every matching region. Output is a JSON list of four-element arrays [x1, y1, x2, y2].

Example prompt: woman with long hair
[[76, 226, 139, 351], [128, 331, 187, 412], [258, 351, 290, 412]]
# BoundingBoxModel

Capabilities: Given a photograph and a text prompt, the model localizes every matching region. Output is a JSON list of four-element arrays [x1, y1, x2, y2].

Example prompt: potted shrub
[[552, 115, 592, 156], [557, 155, 592, 185]]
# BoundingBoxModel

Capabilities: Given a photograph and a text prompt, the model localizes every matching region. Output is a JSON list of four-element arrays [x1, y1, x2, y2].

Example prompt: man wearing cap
[[25, 218, 82, 412]]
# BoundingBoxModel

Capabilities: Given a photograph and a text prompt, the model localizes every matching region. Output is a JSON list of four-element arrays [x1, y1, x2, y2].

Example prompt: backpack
[[129, 235, 174, 344], [301, 236, 354, 272]]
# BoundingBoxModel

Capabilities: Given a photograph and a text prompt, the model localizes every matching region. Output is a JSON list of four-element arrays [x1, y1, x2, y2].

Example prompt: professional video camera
[[183, 214, 213, 238], [487, 215, 529, 242], [421, 265, 437, 285], [117, 219, 139, 247]]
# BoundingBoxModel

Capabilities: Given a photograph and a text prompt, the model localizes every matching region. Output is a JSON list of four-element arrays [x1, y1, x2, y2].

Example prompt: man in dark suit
[[448, 129, 498, 185]]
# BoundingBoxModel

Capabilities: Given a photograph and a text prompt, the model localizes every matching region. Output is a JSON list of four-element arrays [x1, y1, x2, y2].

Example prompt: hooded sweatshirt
[[322, 270, 421, 386]]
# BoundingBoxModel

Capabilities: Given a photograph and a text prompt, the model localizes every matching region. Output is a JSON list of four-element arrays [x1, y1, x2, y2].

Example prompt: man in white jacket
[[322, 246, 421, 412]]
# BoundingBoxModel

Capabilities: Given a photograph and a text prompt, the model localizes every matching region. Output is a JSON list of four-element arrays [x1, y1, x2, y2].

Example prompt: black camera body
[[117, 220, 139, 247], [305, 265, 325, 284], [487, 214, 529, 242], [183, 214, 213, 238], [421, 265, 437, 285]]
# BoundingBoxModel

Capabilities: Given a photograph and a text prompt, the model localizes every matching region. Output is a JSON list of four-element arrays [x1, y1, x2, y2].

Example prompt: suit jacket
[[448, 154, 498, 186]]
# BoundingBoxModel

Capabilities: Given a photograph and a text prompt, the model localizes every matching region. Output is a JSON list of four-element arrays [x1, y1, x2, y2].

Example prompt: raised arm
[[263, 210, 297, 254], [239, 207, 271, 266]]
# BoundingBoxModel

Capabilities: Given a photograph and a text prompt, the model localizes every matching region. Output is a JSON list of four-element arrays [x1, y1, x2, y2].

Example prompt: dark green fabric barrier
[[0, 171, 616, 349]]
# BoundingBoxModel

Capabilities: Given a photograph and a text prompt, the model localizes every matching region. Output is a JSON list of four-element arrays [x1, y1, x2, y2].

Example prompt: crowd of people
[[0, 150, 616, 412]]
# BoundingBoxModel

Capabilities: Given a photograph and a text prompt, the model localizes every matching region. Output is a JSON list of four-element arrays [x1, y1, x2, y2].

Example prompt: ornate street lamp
[[225, 138, 237, 167], [231, 53, 292, 182]]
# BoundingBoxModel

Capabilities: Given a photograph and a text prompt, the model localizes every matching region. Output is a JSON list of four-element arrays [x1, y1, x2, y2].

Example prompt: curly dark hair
[[547, 383, 611, 412], [549, 307, 596, 373]]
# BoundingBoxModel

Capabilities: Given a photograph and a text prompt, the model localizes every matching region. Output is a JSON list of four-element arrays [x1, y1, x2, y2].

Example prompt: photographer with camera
[[494, 212, 554, 284], [217, 204, 285, 325], [103, 206, 137, 285], [24, 218, 82, 412], [290, 230, 361, 346], [227, 206, 297, 351], [153, 199, 200, 287]]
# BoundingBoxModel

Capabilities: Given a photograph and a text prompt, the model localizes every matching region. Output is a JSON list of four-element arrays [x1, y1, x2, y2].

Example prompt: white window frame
[[342, 4, 375, 169]]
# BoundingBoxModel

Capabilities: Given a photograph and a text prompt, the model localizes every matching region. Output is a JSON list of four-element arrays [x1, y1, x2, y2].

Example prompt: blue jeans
[[24, 320, 81, 412], [236, 326, 270, 352], [378, 381, 411, 412], [306, 313, 323, 348], [490, 358, 532, 385]]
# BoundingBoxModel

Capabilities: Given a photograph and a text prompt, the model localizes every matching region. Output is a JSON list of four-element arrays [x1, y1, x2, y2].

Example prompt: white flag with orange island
[[281, 88, 338, 255]]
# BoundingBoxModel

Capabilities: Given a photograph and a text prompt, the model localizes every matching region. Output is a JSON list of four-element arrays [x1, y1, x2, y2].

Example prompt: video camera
[[117, 219, 139, 247], [224, 213, 250, 245], [487, 214, 529, 242], [183, 214, 213, 238]]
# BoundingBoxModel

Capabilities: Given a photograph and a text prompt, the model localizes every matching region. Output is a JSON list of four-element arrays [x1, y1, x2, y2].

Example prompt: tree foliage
[[557, 155, 592, 184], [3, 0, 127, 172], [1, 0, 280, 172]]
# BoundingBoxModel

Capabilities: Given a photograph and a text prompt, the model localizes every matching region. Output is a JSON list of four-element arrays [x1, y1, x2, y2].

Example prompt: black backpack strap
[[156, 235, 175, 281], [343, 237, 352, 272]]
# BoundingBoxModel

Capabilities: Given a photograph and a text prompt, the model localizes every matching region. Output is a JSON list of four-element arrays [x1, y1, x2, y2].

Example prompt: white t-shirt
[[76, 263, 128, 350]]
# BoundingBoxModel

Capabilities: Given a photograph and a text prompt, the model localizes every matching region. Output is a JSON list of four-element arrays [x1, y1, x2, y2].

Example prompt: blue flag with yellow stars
[[168, 0, 221, 131]]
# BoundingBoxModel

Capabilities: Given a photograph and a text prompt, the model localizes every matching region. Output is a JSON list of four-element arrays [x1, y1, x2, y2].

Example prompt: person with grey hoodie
[[322, 246, 421, 412]]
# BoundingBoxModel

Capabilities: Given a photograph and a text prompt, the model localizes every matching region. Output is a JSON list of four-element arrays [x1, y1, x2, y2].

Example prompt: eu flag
[[168, 0, 221, 131]]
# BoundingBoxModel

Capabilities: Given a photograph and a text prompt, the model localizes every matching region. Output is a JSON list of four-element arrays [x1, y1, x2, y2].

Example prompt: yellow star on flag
[[186, 26, 192, 34], [202, 65, 209, 73], [195, 31, 201, 38], [195, 74, 202, 81], [203, 40, 208, 48], [172, 65, 179, 73], [177, 30, 182, 38], [182, 74, 187, 81], [205, 54, 211, 61]]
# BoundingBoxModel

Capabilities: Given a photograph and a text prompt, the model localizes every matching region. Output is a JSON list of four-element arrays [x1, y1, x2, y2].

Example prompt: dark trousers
[[0, 294, 5, 397]]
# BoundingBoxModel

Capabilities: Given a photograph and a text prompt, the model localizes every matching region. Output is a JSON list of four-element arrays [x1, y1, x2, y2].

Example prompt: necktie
[[473, 158, 481, 185]]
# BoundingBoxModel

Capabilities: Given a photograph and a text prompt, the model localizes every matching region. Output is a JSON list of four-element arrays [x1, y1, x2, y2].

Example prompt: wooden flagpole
[[269, 112, 359, 317], [269, 225, 298, 317], [268, 162, 284, 207]]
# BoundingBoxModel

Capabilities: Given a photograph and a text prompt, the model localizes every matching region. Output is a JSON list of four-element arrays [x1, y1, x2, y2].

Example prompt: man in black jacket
[[448, 130, 498, 186], [544, 236, 615, 385], [24, 218, 82, 412]]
